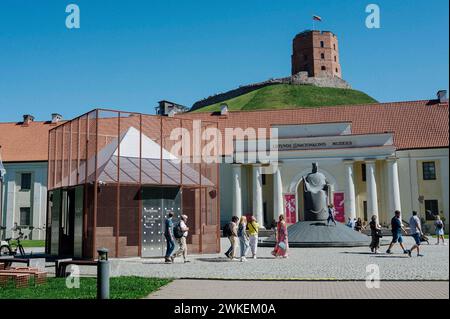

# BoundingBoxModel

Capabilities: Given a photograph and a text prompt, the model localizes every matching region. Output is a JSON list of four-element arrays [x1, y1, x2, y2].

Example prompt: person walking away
[[164, 212, 176, 263], [327, 204, 337, 226], [407, 211, 424, 257], [435, 215, 446, 245], [247, 216, 260, 259], [369, 215, 382, 253], [238, 216, 250, 262], [173, 214, 190, 263], [224, 216, 239, 260], [271, 214, 289, 258], [386, 210, 409, 254]]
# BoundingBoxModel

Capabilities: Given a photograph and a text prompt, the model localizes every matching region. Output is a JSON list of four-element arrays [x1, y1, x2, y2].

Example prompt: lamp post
[[97, 248, 110, 299]]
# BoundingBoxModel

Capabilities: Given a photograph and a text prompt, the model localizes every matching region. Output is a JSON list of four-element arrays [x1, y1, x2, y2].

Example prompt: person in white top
[[173, 214, 190, 263]]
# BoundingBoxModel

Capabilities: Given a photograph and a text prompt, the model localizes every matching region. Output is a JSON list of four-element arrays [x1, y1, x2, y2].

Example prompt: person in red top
[[271, 214, 289, 258]]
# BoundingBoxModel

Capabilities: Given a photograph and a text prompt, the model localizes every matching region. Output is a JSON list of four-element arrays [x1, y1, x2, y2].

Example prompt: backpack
[[174, 222, 184, 239], [223, 222, 233, 237]]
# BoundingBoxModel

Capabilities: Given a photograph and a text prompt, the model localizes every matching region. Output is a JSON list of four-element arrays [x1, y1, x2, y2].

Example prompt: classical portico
[[228, 122, 405, 227]]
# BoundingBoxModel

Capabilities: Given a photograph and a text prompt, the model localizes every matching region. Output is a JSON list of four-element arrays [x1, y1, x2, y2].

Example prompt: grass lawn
[[0, 276, 171, 299], [19, 240, 45, 247], [193, 84, 377, 112]]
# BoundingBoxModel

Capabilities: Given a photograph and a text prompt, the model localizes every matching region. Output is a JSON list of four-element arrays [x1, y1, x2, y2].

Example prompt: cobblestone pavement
[[147, 279, 449, 299], [70, 237, 449, 280]]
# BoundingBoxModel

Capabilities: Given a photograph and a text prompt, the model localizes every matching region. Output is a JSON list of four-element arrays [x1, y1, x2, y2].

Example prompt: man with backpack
[[172, 214, 190, 263], [224, 216, 239, 260]]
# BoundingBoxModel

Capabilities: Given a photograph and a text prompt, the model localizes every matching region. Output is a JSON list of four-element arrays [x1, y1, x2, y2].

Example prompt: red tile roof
[[0, 121, 63, 162], [0, 100, 447, 162], [178, 100, 449, 154]]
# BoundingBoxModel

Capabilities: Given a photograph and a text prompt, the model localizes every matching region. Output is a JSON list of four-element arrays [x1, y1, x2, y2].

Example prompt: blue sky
[[0, 0, 448, 122]]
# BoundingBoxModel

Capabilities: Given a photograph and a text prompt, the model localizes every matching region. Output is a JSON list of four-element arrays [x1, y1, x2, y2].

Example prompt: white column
[[386, 157, 401, 214], [344, 160, 357, 220], [232, 164, 242, 219], [365, 159, 379, 219], [252, 165, 264, 228], [273, 164, 284, 218]]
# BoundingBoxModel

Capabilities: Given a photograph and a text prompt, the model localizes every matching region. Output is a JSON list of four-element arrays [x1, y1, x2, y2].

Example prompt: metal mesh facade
[[46, 109, 219, 259]]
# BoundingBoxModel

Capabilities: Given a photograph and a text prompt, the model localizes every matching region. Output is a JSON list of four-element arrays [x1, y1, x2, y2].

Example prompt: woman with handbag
[[369, 215, 382, 254], [271, 214, 289, 258]]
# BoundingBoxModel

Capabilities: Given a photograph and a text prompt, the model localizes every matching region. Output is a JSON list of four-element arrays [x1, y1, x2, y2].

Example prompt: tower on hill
[[291, 30, 342, 79]]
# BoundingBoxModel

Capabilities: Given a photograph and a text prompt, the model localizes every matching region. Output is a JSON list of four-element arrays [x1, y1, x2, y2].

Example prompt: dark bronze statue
[[302, 163, 330, 221]]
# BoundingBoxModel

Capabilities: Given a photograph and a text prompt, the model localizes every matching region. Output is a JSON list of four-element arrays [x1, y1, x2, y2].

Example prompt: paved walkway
[[147, 279, 449, 299]]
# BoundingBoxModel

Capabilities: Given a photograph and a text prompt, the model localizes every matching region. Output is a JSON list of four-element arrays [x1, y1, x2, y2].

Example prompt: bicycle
[[0, 226, 27, 257]]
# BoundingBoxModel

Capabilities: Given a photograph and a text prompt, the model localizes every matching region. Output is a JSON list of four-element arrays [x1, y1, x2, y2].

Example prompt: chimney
[[51, 113, 63, 124], [168, 109, 176, 118], [22, 114, 35, 125], [220, 103, 229, 116], [437, 90, 448, 103]]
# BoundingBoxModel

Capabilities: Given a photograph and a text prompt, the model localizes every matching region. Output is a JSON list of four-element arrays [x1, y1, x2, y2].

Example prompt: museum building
[[180, 97, 449, 231]]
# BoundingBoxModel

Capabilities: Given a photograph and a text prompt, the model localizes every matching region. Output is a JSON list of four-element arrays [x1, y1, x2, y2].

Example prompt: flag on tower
[[313, 15, 322, 21]]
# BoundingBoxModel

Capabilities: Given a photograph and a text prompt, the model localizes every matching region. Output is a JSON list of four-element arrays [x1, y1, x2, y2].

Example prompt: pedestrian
[[247, 216, 260, 259], [172, 214, 190, 263], [271, 214, 289, 258], [434, 215, 446, 245], [354, 217, 363, 232], [386, 210, 409, 254], [238, 216, 250, 262], [346, 217, 352, 228], [351, 218, 357, 230], [369, 215, 382, 253], [327, 204, 337, 226], [224, 216, 239, 260], [164, 211, 176, 263], [407, 211, 424, 257]]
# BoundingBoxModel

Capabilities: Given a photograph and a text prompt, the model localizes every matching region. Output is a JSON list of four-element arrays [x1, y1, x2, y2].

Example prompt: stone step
[[120, 246, 139, 257]]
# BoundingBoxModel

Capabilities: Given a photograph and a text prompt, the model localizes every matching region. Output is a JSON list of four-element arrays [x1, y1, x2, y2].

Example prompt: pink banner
[[333, 192, 345, 223], [284, 194, 297, 224]]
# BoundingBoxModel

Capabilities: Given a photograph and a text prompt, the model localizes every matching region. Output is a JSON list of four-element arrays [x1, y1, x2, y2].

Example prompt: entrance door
[[141, 187, 181, 257], [60, 189, 75, 256]]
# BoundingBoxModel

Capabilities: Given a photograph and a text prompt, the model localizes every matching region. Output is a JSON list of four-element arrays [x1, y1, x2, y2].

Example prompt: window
[[20, 207, 31, 226], [336, 68, 339, 73], [321, 66, 326, 71], [334, 56, 337, 62], [425, 200, 439, 221], [361, 164, 367, 182], [320, 53, 325, 59], [422, 162, 436, 180], [333, 44, 336, 50], [261, 174, 266, 186], [320, 41, 324, 48], [20, 173, 32, 190], [303, 54, 308, 61]]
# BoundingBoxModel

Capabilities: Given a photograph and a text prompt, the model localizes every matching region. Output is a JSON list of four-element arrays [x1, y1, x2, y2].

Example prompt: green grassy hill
[[192, 84, 377, 112]]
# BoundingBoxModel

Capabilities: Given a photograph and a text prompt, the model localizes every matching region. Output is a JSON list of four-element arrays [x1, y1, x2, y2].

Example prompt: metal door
[[142, 187, 181, 257]]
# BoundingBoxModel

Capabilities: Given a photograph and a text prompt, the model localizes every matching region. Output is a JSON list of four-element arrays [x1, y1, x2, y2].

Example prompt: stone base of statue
[[261, 221, 388, 247]]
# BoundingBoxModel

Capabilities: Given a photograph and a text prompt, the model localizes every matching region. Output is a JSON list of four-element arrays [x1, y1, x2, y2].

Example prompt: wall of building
[[1, 162, 47, 240], [397, 148, 449, 231]]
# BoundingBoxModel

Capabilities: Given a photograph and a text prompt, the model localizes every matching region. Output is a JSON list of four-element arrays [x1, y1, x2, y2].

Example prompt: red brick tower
[[291, 30, 342, 78]]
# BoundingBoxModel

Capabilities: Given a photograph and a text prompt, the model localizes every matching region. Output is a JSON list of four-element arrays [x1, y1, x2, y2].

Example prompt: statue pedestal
[[260, 221, 386, 247]]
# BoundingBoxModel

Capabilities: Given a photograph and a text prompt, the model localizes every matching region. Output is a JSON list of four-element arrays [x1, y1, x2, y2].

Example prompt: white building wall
[[1, 162, 47, 240]]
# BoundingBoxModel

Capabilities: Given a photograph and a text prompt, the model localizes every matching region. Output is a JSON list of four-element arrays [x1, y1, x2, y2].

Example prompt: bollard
[[97, 248, 110, 299]]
